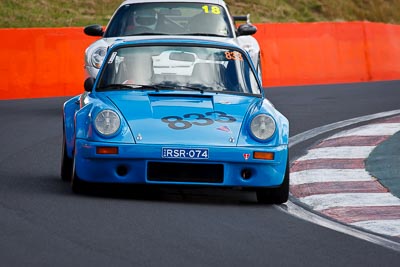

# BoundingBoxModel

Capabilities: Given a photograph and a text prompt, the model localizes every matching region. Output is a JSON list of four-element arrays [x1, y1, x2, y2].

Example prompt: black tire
[[60, 132, 73, 181], [71, 156, 88, 194], [256, 158, 290, 204]]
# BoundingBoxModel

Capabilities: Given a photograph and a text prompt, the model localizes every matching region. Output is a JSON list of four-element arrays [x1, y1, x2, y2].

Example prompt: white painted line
[[297, 146, 375, 161], [300, 193, 400, 211], [351, 220, 400, 237], [290, 169, 374, 185], [280, 202, 400, 252], [287, 110, 400, 251], [289, 110, 400, 148], [327, 123, 400, 139]]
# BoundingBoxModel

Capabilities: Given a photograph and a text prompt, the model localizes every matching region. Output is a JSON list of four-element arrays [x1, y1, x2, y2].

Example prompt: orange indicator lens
[[96, 146, 118, 154], [253, 152, 274, 160]]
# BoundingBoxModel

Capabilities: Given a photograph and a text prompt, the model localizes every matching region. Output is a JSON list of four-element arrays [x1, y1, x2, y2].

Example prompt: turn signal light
[[253, 151, 274, 160], [96, 146, 119, 154]]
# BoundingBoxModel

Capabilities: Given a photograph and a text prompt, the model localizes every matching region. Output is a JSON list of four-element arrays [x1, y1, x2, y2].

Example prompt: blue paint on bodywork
[[63, 38, 289, 188], [63, 96, 80, 158]]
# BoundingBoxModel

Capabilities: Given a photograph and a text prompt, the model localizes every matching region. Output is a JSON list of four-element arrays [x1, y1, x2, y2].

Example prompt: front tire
[[256, 159, 289, 204], [60, 132, 73, 181], [71, 156, 88, 194]]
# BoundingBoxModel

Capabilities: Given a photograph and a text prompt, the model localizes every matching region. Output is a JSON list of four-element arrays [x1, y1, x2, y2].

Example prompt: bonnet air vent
[[148, 93, 213, 99]]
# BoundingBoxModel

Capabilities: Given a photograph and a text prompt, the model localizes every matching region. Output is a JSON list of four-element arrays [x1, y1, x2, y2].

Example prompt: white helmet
[[134, 9, 158, 30]]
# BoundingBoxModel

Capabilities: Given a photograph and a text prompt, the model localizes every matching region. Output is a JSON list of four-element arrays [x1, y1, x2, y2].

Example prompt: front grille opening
[[147, 162, 223, 183]]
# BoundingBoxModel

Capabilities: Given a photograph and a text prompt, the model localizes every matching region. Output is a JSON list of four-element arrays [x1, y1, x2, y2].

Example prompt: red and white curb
[[290, 115, 400, 238]]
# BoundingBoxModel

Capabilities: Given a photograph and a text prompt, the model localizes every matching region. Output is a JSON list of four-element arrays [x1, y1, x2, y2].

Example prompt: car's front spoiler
[[74, 139, 288, 187]]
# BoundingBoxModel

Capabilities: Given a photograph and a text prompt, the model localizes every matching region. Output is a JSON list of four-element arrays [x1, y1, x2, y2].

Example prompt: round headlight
[[250, 114, 276, 140], [94, 110, 121, 136], [91, 47, 107, 68]]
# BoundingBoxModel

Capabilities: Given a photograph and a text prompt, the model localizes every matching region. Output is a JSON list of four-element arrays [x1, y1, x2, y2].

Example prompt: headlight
[[94, 110, 121, 136], [91, 47, 107, 68], [250, 114, 276, 141]]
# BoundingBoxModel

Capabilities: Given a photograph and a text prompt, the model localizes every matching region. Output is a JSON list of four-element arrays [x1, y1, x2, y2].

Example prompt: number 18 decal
[[202, 5, 221, 14]]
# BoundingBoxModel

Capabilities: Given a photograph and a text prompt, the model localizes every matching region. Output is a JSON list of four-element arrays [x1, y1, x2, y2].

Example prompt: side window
[[104, 6, 131, 37]]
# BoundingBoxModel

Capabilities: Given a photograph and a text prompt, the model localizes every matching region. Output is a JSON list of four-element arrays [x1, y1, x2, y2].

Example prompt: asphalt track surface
[[1, 80, 400, 266]]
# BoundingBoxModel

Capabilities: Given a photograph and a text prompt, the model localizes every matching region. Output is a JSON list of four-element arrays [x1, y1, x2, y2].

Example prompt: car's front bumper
[[74, 139, 288, 188]]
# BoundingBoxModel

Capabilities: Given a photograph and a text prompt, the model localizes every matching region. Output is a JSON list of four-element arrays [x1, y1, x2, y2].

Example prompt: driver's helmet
[[133, 9, 158, 30]]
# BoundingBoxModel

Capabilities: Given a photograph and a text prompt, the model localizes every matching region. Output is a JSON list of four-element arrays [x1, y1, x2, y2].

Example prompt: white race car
[[84, 0, 261, 79]]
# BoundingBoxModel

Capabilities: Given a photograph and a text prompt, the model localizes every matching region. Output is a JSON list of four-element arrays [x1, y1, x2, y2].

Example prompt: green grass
[[0, 0, 120, 28], [225, 0, 400, 24], [1, 0, 400, 28]]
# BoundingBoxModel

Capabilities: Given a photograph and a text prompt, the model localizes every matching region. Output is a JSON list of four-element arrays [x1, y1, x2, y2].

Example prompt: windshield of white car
[[96, 45, 261, 95], [178, 33, 228, 38], [104, 3, 233, 38]]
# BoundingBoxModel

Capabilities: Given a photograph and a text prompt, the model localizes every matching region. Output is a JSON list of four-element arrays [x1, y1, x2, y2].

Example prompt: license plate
[[162, 148, 209, 159]]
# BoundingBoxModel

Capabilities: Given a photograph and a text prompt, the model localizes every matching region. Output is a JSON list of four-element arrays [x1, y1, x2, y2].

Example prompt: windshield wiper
[[126, 32, 170, 36], [98, 83, 214, 93], [97, 84, 140, 90], [153, 83, 210, 93], [99, 83, 185, 92], [178, 33, 228, 38]]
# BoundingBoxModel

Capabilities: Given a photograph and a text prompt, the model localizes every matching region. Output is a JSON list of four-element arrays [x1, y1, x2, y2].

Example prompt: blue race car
[[61, 37, 289, 204]]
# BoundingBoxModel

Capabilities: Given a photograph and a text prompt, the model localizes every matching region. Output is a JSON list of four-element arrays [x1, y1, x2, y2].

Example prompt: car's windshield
[[97, 45, 261, 95], [104, 2, 233, 38]]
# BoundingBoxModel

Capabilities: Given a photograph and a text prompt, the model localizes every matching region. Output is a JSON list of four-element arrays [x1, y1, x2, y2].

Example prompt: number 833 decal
[[161, 111, 236, 130]]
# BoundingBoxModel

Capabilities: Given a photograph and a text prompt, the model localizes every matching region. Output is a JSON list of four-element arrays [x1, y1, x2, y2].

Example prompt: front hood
[[107, 91, 259, 146], [94, 35, 237, 48]]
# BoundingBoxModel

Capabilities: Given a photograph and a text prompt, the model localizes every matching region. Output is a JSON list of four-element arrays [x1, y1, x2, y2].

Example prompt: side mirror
[[237, 24, 257, 36], [84, 77, 95, 92], [84, 24, 104, 37]]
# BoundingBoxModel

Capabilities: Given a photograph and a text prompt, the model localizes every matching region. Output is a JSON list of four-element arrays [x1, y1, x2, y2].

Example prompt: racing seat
[[188, 12, 228, 36], [190, 63, 227, 89], [115, 54, 153, 85]]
